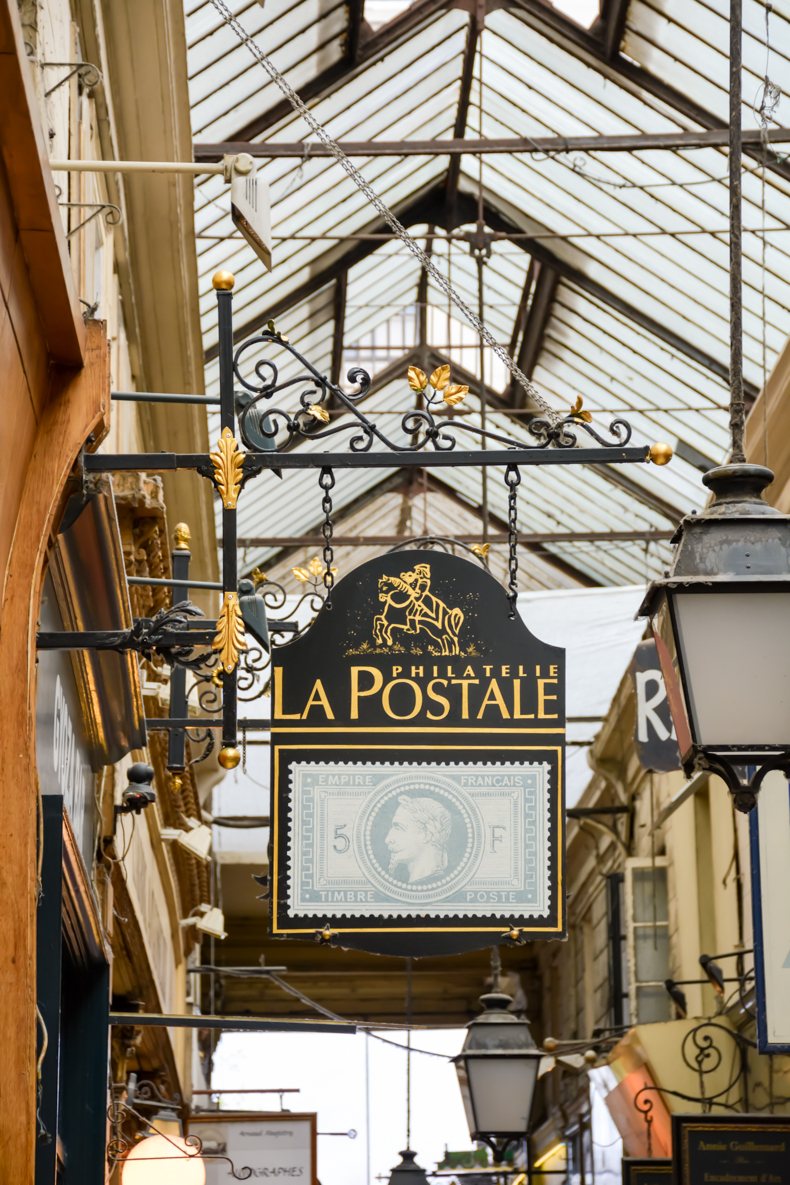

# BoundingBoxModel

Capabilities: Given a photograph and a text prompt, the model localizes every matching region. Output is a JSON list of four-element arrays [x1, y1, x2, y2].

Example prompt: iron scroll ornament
[[633, 1020, 754, 1157], [232, 330, 634, 456]]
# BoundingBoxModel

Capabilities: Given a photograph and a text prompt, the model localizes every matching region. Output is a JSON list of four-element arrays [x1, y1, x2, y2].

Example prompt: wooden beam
[[193, 126, 790, 161], [0, 0, 85, 364], [0, 323, 110, 1183], [345, 0, 367, 66]]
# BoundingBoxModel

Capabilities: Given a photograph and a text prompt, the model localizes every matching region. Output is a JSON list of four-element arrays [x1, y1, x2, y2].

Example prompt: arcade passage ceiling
[[183, 0, 790, 1019]]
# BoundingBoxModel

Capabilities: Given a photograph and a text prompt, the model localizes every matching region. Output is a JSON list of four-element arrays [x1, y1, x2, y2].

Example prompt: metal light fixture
[[121, 1135, 206, 1184], [454, 991, 542, 1163], [179, 904, 227, 940], [638, 464, 790, 811], [387, 1149, 431, 1185], [638, 2, 790, 812]]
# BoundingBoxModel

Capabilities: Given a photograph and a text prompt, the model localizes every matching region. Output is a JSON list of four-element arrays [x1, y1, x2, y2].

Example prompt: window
[[606, 872, 630, 1028], [625, 859, 672, 1024]]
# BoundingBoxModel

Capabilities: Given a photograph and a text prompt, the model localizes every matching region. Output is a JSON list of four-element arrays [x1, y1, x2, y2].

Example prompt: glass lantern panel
[[673, 591, 790, 747], [464, 1057, 539, 1135]]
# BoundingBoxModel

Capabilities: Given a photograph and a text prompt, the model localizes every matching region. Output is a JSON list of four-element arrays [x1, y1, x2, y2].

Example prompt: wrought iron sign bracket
[[37, 271, 671, 775]]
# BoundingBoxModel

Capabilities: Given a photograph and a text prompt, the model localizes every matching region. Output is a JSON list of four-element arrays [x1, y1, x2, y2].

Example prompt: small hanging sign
[[631, 640, 681, 773], [270, 550, 565, 956], [622, 1159, 672, 1183]]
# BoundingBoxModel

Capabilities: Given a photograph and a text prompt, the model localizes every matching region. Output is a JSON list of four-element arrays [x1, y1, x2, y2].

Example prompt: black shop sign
[[270, 550, 565, 956], [673, 1114, 790, 1185]]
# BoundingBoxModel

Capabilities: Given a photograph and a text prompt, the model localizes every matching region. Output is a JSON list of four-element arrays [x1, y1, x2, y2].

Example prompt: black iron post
[[216, 274, 238, 758], [166, 528, 192, 771]]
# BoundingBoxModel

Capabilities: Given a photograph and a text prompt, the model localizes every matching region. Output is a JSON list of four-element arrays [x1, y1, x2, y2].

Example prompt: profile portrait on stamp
[[384, 794, 453, 883]]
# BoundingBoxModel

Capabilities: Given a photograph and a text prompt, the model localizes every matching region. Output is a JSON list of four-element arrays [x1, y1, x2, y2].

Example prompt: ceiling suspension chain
[[505, 463, 521, 618]]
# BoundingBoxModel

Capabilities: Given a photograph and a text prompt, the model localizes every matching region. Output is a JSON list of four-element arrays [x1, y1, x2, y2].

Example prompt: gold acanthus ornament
[[210, 427, 245, 510], [212, 591, 248, 673]]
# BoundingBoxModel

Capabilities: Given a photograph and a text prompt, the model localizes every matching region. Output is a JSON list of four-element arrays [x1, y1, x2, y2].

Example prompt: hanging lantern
[[454, 992, 542, 1163], [639, 464, 790, 811], [387, 1148, 431, 1185]]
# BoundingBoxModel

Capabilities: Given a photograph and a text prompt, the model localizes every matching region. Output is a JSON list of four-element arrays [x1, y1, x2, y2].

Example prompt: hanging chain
[[208, 0, 557, 420], [505, 464, 521, 618], [319, 467, 336, 607]]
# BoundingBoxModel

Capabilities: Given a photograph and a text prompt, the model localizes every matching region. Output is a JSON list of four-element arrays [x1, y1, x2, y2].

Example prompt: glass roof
[[186, 0, 790, 589]]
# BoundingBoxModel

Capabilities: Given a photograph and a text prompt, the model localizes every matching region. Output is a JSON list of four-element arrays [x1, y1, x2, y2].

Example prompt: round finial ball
[[649, 441, 673, 466], [212, 270, 235, 291], [218, 745, 241, 769], [543, 1036, 559, 1053], [584, 1049, 598, 1066]]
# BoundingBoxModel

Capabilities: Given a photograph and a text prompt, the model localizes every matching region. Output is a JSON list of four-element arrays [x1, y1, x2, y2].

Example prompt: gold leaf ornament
[[429, 364, 451, 390], [212, 592, 248, 674], [210, 428, 245, 510], [443, 383, 468, 407], [308, 403, 330, 424], [471, 543, 490, 558], [407, 365, 428, 392], [569, 395, 592, 423], [292, 566, 311, 583], [251, 567, 267, 586], [307, 556, 324, 578]]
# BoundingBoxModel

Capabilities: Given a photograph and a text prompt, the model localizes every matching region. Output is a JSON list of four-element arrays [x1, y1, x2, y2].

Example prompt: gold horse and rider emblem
[[373, 563, 464, 656]]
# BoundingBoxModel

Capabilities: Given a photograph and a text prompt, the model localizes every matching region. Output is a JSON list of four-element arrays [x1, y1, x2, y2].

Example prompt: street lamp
[[638, 463, 790, 812], [454, 992, 543, 1163], [387, 1148, 431, 1185], [638, 2, 790, 813], [121, 1135, 206, 1184]]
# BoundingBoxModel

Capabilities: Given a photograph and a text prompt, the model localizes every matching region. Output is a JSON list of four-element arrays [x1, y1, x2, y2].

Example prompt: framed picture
[[188, 1111, 318, 1184]]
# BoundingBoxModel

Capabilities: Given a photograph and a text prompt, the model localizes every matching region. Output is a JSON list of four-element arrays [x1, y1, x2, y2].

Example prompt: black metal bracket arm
[[36, 603, 215, 669], [699, 752, 790, 813]]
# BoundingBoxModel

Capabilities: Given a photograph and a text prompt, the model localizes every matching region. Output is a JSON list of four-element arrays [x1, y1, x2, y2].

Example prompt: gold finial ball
[[649, 441, 673, 466], [212, 270, 236, 291], [173, 522, 192, 551], [584, 1049, 598, 1066], [218, 745, 241, 769], [542, 1036, 559, 1053]]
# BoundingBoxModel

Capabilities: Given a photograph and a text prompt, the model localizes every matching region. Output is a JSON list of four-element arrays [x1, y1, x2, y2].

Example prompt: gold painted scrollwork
[[212, 591, 248, 673], [210, 427, 245, 509]]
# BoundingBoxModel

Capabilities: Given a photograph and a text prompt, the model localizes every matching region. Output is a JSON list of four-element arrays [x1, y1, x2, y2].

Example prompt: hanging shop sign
[[270, 550, 565, 956], [672, 1114, 790, 1185], [621, 1159, 672, 1183], [630, 641, 680, 773], [750, 771, 790, 1053], [188, 1112, 317, 1184]]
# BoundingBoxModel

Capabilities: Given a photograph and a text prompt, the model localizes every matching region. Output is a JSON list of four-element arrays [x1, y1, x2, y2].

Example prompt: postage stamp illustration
[[287, 761, 552, 917]]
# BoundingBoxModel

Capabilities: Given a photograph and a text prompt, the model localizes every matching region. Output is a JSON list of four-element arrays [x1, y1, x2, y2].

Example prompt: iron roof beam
[[506, 0, 790, 185], [330, 272, 347, 387], [444, 11, 483, 219], [453, 192, 759, 403], [193, 127, 790, 160], [594, 0, 630, 60], [218, 0, 449, 145], [509, 261, 559, 406]]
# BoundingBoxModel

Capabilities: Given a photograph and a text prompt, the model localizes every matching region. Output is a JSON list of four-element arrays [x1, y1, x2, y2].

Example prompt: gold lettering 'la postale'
[[273, 561, 561, 723]]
